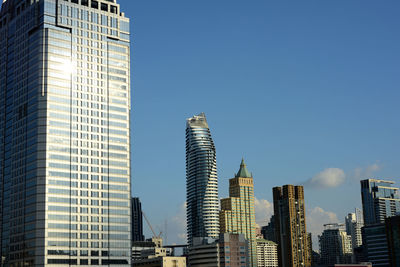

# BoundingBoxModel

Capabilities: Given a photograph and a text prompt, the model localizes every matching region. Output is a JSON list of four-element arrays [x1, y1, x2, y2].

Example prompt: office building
[[186, 113, 219, 246], [220, 159, 256, 267], [361, 223, 389, 267], [360, 179, 400, 225], [132, 197, 145, 242], [188, 233, 248, 267], [273, 185, 311, 267], [319, 223, 353, 265], [0, 0, 131, 265], [385, 215, 400, 267], [256, 239, 278, 267], [345, 209, 363, 253]]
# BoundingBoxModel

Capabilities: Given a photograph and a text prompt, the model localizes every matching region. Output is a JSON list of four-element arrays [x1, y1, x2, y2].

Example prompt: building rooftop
[[235, 158, 252, 178]]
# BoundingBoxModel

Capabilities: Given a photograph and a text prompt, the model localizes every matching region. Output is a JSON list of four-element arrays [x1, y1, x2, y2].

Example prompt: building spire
[[236, 158, 252, 178]]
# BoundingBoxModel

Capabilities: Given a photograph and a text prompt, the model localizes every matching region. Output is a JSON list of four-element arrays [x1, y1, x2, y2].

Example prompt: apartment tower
[[273, 185, 311, 267], [0, 0, 131, 265], [186, 113, 219, 246], [220, 159, 257, 267]]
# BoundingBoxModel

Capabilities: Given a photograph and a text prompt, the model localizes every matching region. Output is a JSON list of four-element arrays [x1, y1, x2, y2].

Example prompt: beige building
[[256, 239, 278, 267], [273, 185, 312, 267], [220, 159, 257, 267], [132, 237, 185, 267]]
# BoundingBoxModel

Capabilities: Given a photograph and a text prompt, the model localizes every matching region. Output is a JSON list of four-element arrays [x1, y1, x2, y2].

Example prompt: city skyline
[[1, 0, 400, 254], [121, 0, 400, 246]]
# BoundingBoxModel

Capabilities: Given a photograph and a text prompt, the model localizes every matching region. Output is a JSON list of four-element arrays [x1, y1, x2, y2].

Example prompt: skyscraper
[[0, 0, 131, 265], [345, 209, 363, 252], [186, 113, 219, 246], [319, 223, 353, 265], [360, 179, 400, 225], [220, 159, 257, 267], [273, 185, 311, 267], [132, 197, 145, 242]]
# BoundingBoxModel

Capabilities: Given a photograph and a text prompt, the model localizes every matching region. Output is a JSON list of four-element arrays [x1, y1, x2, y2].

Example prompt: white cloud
[[353, 163, 381, 181], [304, 168, 346, 188], [254, 197, 274, 226], [306, 206, 339, 251]]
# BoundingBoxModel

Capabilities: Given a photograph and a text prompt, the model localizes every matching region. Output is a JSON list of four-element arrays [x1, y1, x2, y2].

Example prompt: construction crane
[[142, 211, 162, 239]]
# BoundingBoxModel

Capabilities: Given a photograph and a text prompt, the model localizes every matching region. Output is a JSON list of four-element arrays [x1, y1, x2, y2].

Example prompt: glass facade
[[361, 179, 400, 225], [186, 113, 219, 246], [0, 0, 131, 265]]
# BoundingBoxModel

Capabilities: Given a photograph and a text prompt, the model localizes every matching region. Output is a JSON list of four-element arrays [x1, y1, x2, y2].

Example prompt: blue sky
[[119, 0, 400, 246]]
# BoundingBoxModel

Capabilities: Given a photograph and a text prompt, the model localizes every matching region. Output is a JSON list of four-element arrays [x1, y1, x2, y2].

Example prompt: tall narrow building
[[132, 197, 145, 242], [360, 179, 400, 225], [186, 113, 219, 246], [273, 185, 311, 267], [220, 159, 257, 267], [0, 0, 131, 265]]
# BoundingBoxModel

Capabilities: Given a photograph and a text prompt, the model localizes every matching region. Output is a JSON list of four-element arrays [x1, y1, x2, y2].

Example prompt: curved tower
[[186, 113, 219, 246]]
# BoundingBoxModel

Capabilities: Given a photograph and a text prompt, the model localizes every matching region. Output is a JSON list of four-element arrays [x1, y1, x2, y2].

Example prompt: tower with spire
[[220, 159, 257, 267]]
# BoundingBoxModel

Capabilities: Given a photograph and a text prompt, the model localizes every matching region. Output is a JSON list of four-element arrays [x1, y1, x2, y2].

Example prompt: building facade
[[345, 209, 363, 253], [220, 159, 256, 267], [360, 179, 400, 225], [186, 113, 219, 246], [132, 197, 145, 242], [256, 239, 278, 267], [273, 185, 311, 267], [385, 215, 400, 267], [0, 0, 131, 265], [319, 224, 353, 265], [361, 223, 389, 267], [188, 233, 248, 267]]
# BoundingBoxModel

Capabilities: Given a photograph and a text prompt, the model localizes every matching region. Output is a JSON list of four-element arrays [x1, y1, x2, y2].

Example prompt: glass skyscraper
[[186, 113, 219, 246], [361, 179, 400, 225], [0, 0, 131, 265]]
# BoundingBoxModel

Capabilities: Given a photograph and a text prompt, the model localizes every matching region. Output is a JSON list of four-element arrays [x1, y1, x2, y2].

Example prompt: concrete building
[[188, 233, 248, 267], [385, 215, 400, 267], [0, 0, 131, 265], [345, 209, 363, 252], [132, 197, 145, 242], [319, 223, 353, 265], [273, 185, 312, 267], [186, 113, 219, 246], [361, 223, 389, 267], [256, 239, 278, 267], [220, 159, 257, 267], [361, 179, 400, 225]]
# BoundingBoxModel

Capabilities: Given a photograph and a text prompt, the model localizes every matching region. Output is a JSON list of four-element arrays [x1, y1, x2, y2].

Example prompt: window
[[91, 1, 98, 9], [101, 3, 108, 11]]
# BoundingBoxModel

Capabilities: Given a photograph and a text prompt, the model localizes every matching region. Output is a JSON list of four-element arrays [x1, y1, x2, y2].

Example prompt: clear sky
[[118, 0, 400, 247]]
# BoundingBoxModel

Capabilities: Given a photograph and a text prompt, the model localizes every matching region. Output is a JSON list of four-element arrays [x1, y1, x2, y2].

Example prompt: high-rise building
[[256, 239, 278, 267], [345, 209, 363, 252], [319, 223, 353, 265], [385, 215, 400, 267], [132, 197, 145, 242], [186, 113, 219, 246], [273, 185, 311, 267], [361, 223, 390, 267], [0, 0, 131, 265], [220, 159, 257, 267], [360, 179, 400, 225]]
